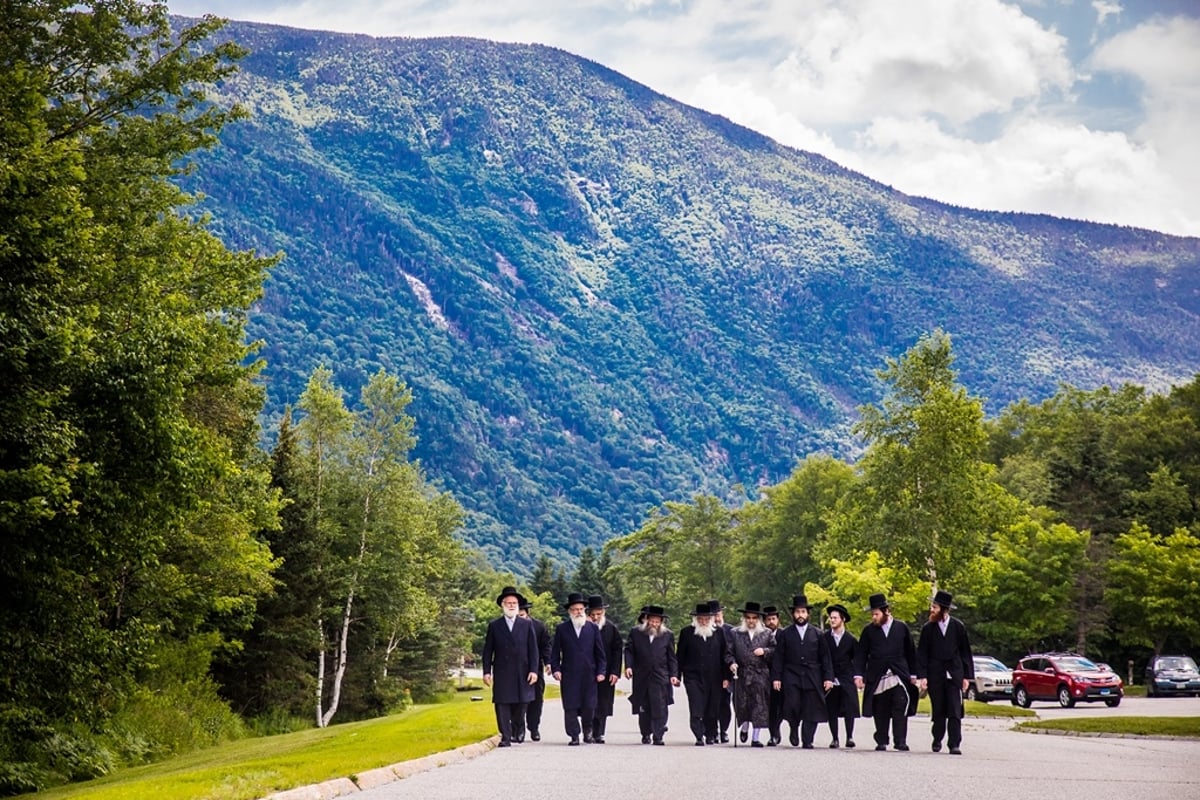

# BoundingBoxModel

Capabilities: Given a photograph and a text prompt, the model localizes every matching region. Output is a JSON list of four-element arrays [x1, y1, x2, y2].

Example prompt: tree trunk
[[316, 620, 327, 728]]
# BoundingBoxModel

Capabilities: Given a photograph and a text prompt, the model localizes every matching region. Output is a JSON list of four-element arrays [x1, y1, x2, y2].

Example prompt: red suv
[[1011, 652, 1123, 708]]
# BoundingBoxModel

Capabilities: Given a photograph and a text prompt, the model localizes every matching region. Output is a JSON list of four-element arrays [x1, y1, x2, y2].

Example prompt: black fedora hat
[[930, 589, 956, 609], [865, 593, 890, 611], [787, 594, 812, 610], [706, 599, 724, 614], [562, 591, 588, 609], [826, 603, 851, 623], [737, 601, 764, 616], [586, 594, 608, 611], [519, 597, 534, 610], [495, 586, 526, 606], [643, 604, 668, 620], [690, 603, 714, 616], [762, 605, 780, 617]]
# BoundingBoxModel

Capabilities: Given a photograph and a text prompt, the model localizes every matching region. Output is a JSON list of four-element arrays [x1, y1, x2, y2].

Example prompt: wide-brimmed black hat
[[706, 599, 724, 614], [643, 604, 668, 620], [495, 586, 526, 606], [562, 591, 588, 609], [690, 603, 714, 616], [826, 603, 851, 623], [865, 593, 890, 611], [737, 601, 764, 616], [762, 605, 780, 617], [930, 589, 956, 609], [519, 597, 534, 610], [586, 594, 608, 611], [787, 594, 812, 610]]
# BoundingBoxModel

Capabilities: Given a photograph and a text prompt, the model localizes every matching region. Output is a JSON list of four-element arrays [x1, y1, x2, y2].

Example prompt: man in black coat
[[854, 593, 919, 752], [676, 602, 729, 745], [587, 594, 623, 744], [823, 603, 860, 748], [762, 605, 784, 746], [518, 598, 552, 741], [624, 605, 679, 745], [550, 592, 607, 745], [481, 586, 540, 746], [770, 593, 833, 748], [707, 599, 735, 743], [917, 589, 974, 755]]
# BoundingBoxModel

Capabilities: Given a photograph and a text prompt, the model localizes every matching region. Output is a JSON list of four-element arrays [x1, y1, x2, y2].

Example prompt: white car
[[965, 655, 1013, 702]]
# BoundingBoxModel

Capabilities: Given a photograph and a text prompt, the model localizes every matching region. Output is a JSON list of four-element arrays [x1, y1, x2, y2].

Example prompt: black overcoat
[[596, 619, 624, 717], [625, 625, 678, 717], [853, 619, 918, 718], [771, 622, 833, 722], [823, 628, 860, 718], [529, 615, 551, 695], [481, 615, 539, 705], [550, 619, 607, 710], [916, 616, 974, 719]]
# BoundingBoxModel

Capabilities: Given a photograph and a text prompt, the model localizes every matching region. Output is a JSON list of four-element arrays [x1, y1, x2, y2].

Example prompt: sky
[[167, 0, 1200, 238]]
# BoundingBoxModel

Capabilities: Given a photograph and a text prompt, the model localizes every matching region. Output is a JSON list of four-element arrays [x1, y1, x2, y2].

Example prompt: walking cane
[[731, 669, 740, 749]]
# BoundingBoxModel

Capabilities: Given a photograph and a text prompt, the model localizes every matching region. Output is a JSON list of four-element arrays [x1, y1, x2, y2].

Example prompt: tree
[[1106, 523, 1200, 656], [831, 330, 1001, 590], [803, 551, 927, 626], [572, 546, 602, 595], [736, 454, 855, 604], [0, 1, 276, 775]]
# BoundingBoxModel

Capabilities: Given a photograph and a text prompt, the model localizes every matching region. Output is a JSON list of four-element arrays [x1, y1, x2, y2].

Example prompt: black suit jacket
[[771, 623, 833, 692], [853, 618, 918, 716], [916, 616, 974, 684]]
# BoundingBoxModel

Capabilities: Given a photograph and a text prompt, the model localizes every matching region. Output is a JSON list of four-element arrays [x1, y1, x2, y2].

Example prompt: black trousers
[[563, 706, 595, 740], [684, 680, 720, 741], [524, 680, 545, 734], [638, 709, 668, 742], [769, 687, 783, 741], [928, 678, 964, 747], [494, 702, 527, 743], [718, 685, 732, 734], [871, 684, 910, 747]]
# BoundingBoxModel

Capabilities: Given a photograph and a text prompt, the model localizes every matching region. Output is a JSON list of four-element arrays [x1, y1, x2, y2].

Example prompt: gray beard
[[571, 616, 586, 631], [694, 622, 714, 640]]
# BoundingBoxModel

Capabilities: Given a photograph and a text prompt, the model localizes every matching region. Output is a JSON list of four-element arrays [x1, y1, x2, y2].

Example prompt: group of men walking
[[481, 587, 974, 755]]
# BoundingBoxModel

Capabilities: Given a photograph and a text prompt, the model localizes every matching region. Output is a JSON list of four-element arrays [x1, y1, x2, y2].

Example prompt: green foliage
[[805, 551, 929, 626], [1106, 523, 1200, 654]]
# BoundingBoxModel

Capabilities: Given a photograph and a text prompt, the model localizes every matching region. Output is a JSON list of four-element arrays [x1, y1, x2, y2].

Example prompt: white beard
[[694, 621, 714, 640], [571, 615, 587, 631], [503, 608, 518, 620]]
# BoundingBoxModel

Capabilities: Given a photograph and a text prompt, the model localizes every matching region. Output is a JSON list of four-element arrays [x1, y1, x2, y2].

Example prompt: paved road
[[357, 697, 1200, 800]]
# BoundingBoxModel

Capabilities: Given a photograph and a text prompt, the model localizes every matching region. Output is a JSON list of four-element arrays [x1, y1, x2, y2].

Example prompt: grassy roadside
[[1016, 716, 1200, 737], [912, 697, 1035, 718], [29, 690, 502, 800]]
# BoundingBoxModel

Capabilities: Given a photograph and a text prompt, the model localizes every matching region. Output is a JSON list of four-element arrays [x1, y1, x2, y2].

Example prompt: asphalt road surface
[[356, 695, 1200, 800]]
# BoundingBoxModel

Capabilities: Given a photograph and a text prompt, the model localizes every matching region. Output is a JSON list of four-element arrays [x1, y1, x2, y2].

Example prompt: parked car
[[1145, 655, 1200, 697], [965, 655, 1013, 702], [1011, 652, 1123, 708]]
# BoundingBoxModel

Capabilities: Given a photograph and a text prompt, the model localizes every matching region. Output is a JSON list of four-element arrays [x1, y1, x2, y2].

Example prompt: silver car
[[965, 655, 1013, 702]]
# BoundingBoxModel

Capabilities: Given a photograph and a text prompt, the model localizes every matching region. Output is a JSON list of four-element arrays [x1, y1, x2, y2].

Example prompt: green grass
[[29, 690, 501, 800], [1016, 716, 1200, 737], [909, 696, 1035, 718]]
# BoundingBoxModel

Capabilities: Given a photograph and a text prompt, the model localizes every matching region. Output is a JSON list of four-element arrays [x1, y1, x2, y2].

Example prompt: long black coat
[[824, 628, 860, 718], [916, 616, 974, 719], [529, 616, 551, 695], [551, 619, 607, 711], [625, 625, 678, 717], [771, 622, 833, 722], [481, 615, 539, 705], [596, 619, 624, 717], [854, 619, 918, 718], [676, 624, 728, 689], [729, 626, 774, 727]]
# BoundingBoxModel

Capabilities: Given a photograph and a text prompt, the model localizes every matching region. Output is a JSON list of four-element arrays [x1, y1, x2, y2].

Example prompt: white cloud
[[1092, 1, 1123, 27]]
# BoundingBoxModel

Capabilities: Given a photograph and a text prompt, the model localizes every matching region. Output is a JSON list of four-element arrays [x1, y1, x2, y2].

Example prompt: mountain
[[181, 20, 1200, 571]]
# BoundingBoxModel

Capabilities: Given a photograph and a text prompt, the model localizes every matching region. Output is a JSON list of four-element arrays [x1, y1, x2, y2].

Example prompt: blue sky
[[168, 1, 1200, 237]]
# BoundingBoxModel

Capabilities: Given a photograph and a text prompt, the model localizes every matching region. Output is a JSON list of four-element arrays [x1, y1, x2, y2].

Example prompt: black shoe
[[582, 734, 594, 744], [932, 741, 942, 752], [652, 739, 665, 746], [498, 739, 512, 748], [695, 738, 705, 746], [705, 737, 717, 745], [767, 737, 779, 747], [739, 728, 748, 743], [530, 730, 540, 741], [789, 729, 800, 747], [875, 744, 888, 751], [751, 740, 764, 748], [830, 740, 840, 749], [895, 744, 910, 751], [514, 735, 524, 743], [802, 743, 814, 750], [594, 736, 605, 744], [568, 737, 580, 746], [949, 747, 962, 755], [845, 739, 855, 749], [720, 733, 729, 744], [642, 735, 651, 744]]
